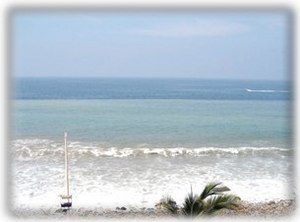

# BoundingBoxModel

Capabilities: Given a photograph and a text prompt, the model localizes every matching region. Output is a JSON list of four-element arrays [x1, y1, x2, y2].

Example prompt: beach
[[12, 200, 296, 218]]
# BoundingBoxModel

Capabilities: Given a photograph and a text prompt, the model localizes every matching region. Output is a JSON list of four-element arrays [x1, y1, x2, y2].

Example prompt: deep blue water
[[14, 78, 291, 100]]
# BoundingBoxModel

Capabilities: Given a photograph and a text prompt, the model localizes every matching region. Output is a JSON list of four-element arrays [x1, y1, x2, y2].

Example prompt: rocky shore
[[12, 199, 296, 219], [216, 199, 296, 217]]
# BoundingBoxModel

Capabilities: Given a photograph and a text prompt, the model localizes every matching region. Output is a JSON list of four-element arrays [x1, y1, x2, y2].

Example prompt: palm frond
[[202, 194, 241, 215], [182, 186, 204, 217], [159, 182, 241, 218], [199, 182, 232, 201], [199, 182, 222, 200]]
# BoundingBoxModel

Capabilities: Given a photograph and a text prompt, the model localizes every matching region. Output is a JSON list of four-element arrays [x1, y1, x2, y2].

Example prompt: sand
[[10, 199, 296, 219]]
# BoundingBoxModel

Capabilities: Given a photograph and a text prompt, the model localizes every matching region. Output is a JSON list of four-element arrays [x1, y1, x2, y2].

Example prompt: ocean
[[11, 78, 294, 209]]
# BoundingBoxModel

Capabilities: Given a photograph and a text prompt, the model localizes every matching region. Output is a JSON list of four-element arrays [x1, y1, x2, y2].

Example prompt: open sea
[[11, 78, 294, 209]]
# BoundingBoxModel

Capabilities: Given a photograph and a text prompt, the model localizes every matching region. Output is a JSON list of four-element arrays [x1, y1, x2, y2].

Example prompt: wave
[[11, 139, 290, 159], [245, 88, 289, 93]]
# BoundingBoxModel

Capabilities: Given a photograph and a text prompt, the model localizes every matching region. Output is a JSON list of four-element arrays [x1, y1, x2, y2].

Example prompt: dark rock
[[120, 207, 126, 210]]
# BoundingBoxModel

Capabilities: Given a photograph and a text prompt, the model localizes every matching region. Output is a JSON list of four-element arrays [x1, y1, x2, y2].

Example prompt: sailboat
[[60, 132, 72, 209]]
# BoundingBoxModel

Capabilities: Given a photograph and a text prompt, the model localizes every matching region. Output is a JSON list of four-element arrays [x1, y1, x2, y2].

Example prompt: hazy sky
[[12, 11, 290, 80]]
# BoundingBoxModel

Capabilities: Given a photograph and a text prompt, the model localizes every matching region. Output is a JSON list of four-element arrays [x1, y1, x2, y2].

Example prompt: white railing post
[[64, 132, 69, 198]]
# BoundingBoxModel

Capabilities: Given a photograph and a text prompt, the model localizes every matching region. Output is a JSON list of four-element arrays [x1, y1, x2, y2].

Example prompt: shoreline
[[11, 199, 296, 218]]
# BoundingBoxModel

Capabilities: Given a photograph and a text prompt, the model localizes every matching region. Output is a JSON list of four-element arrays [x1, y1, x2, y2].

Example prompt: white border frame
[[0, 1, 298, 221]]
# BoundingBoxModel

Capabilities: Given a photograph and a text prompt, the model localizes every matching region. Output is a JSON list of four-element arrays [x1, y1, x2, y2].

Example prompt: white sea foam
[[12, 171, 293, 209], [10, 138, 294, 210]]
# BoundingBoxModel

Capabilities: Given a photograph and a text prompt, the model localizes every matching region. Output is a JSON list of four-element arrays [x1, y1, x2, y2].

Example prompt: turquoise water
[[13, 99, 291, 148]]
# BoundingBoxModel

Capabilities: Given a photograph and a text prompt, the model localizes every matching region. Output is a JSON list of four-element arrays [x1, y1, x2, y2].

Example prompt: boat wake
[[245, 88, 289, 93]]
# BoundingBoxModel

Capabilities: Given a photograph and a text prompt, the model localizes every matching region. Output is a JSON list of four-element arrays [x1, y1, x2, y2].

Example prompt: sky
[[12, 11, 290, 80]]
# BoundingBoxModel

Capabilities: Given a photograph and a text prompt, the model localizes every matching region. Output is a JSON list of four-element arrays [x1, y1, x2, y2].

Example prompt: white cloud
[[132, 19, 250, 37]]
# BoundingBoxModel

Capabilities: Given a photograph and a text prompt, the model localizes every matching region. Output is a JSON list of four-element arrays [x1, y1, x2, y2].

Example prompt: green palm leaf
[[159, 182, 241, 218], [203, 194, 241, 215], [199, 182, 232, 200], [182, 186, 205, 217]]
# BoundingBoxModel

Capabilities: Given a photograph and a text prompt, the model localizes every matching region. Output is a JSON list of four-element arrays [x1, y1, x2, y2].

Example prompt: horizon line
[[14, 76, 289, 82]]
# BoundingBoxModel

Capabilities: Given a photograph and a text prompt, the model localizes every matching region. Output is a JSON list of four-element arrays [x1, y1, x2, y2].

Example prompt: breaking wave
[[11, 139, 290, 160]]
